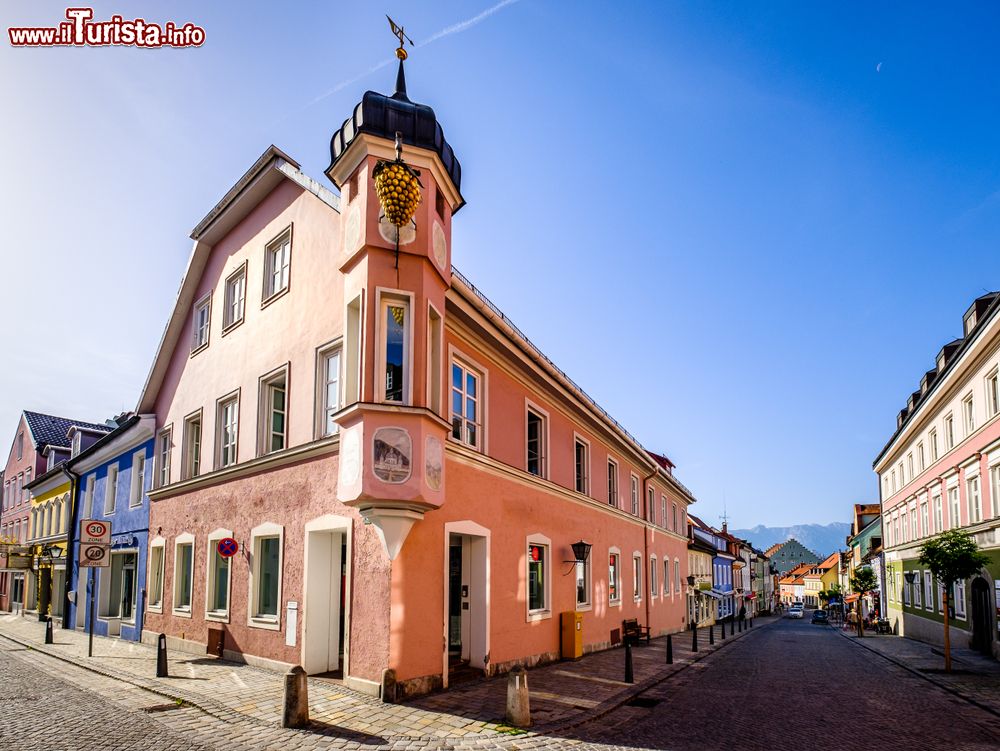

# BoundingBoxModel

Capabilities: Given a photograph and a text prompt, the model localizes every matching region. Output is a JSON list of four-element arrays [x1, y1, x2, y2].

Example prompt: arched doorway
[[970, 577, 992, 655]]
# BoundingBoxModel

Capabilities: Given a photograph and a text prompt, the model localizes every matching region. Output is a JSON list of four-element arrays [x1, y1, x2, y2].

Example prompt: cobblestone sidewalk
[[836, 625, 1000, 717], [0, 612, 773, 743]]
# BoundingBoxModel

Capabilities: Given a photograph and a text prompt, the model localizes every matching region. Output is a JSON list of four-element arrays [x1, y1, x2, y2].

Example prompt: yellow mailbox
[[560, 611, 584, 659]]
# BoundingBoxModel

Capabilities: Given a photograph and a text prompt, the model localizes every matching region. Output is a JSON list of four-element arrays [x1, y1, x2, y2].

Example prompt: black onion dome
[[327, 61, 463, 209]]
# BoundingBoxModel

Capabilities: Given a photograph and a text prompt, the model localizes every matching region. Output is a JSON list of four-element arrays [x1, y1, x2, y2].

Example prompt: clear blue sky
[[3, 1, 999, 527]]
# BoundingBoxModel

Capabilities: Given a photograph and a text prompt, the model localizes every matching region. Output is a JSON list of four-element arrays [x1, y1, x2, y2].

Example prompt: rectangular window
[[912, 571, 922, 608], [174, 541, 193, 611], [910, 504, 917, 540], [83, 475, 95, 518], [968, 475, 982, 524], [223, 265, 246, 330], [607, 459, 618, 506], [381, 297, 409, 403], [217, 395, 239, 468], [903, 575, 911, 606], [191, 293, 211, 351], [664, 560, 671, 596], [451, 361, 481, 449], [254, 536, 281, 618], [949, 486, 960, 529], [148, 545, 164, 609], [609, 552, 620, 603], [528, 543, 548, 612], [650, 558, 658, 597], [988, 369, 1000, 419], [933, 493, 943, 533], [264, 230, 291, 300], [574, 438, 589, 494], [633, 555, 642, 600], [955, 579, 967, 619], [182, 412, 202, 480], [104, 465, 118, 515], [526, 408, 546, 477], [929, 429, 939, 462], [992, 466, 1000, 520], [675, 559, 681, 593], [157, 428, 172, 488], [207, 545, 230, 616], [920, 500, 929, 538], [907, 453, 914, 480], [918, 442, 925, 472], [575, 556, 591, 608], [260, 370, 287, 455], [945, 413, 955, 450], [891, 471, 897, 494], [673, 503, 678, 533], [647, 487, 655, 523], [321, 348, 343, 436], [900, 509, 908, 542], [129, 451, 146, 507], [427, 305, 443, 414], [924, 570, 934, 611], [963, 394, 975, 436], [661, 496, 667, 530], [630, 474, 639, 515], [23, 469, 30, 503]]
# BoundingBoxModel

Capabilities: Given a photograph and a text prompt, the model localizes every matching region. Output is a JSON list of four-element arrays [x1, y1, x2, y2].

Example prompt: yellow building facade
[[26, 467, 73, 620]]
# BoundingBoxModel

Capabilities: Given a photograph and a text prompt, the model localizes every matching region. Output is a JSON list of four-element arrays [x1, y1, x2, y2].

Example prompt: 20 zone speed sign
[[80, 542, 110, 567]]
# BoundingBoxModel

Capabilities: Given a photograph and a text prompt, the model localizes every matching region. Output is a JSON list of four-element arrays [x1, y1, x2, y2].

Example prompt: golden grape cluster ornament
[[373, 158, 422, 227]]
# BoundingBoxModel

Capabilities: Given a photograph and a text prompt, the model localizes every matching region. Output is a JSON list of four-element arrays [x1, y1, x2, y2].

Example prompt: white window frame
[[83, 474, 95, 518], [675, 557, 681, 594], [650, 555, 658, 598], [661, 494, 667, 531], [987, 367, 1000, 419], [181, 410, 203, 481], [156, 426, 172, 488], [945, 413, 956, 450], [933, 493, 943, 533], [607, 458, 619, 507], [172, 533, 195, 617], [647, 486, 655, 523], [248, 522, 283, 629], [315, 339, 343, 439], [572, 434, 590, 495], [630, 473, 639, 516], [991, 463, 1000, 520], [450, 354, 485, 451], [258, 365, 289, 456], [924, 569, 934, 612], [609, 547, 622, 606], [103, 464, 118, 516], [955, 579, 967, 620], [525, 401, 549, 479], [912, 570, 922, 608], [664, 559, 671, 597], [968, 473, 982, 524], [216, 391, 240, 469], [917, 442, 925, 472], [525, 532, 552, 621], [222, 262, 247, 332], [205, 528, 234, 622], [632, 552, 642, 602], [129, 449, 146, 508], [147, 537, 165, 613], [948, 484, 961, 528], [262, 227, 292, 303], [374, 288, 414, 405], [575, 551, 592, 611], [191, 292, 211, 353], [962, 393, 976, 436]]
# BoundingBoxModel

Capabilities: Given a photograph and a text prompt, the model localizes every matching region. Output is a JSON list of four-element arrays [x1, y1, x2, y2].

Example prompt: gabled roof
[[23, 411, 111, 451], [818, 552, 839, 570]]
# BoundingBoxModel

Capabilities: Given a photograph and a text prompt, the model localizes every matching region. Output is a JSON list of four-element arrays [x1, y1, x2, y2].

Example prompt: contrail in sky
[[305, 0, 520, 108]]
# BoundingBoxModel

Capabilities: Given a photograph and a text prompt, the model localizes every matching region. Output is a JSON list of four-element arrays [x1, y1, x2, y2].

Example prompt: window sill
[[221, 318, 245, 337], [172, 607, 193, 619], [576, 603, 593, 613], [609, 599, 622, 608], [526, 609, 551, 623], [147, 604, 163, 614], [189, 342, 209, 358], [206, 610, 230, 623], [249, 615, 280, 631], [261, 287, 289, 311]]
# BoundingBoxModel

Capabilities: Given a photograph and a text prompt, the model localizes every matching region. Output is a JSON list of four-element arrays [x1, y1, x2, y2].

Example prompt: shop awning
[[699, 589, 723, 600], [844, 593, 860, 603]]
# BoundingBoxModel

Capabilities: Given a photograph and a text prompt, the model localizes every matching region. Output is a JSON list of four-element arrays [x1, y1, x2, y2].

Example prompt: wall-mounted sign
[[8, 555, 31, 570], [217, 537, 239, 558]]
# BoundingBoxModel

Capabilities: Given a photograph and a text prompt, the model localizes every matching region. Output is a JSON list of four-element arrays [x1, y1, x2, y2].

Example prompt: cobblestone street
[[4, 617, 1000, 750]]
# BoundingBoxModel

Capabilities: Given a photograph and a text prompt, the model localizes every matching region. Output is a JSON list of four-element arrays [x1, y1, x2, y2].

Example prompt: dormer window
[[964, 311, 977, 335], [71, 431, 81, 458], [937, 353, 946, 372]]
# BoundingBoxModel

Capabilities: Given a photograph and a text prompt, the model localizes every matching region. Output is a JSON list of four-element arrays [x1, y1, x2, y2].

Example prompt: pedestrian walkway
[[837, 627, 1000, 717], [0, 612, 773, 742]]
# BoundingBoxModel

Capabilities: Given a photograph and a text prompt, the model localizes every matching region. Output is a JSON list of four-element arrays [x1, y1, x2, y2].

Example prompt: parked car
[[811, 609, 829, 624], [787, 605, 804, 619]]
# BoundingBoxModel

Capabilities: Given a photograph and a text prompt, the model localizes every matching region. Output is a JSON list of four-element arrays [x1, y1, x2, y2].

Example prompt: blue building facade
[[66, 414, 155, 641], [712, 543, 736, 620]]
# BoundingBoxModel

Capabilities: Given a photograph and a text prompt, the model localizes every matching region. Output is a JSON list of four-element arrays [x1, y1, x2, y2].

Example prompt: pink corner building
[[137, 62, 697, 699]]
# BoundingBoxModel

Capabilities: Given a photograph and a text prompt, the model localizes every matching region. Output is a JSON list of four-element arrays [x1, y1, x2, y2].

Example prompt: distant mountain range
[[730, 523, 852, 558]]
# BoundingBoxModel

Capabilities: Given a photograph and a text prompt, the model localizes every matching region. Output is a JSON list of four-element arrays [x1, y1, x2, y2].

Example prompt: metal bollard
[[666, 634, 673, 664], [750, 617, 753, 628], [156, 633, 169, 678], [281, 666, 310, 728], [709, 624, 715, 645], [44, 617, 54, 645], [624, 641, 634, 683], [738, 618, 743, 633], [692, 624, 698, 653], [506, 666, 531, 727]]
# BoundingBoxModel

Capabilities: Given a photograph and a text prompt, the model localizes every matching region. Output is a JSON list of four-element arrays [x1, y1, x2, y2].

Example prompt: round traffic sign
[[217, 537, 239, 558], [85, 521, 108, 538], [84, 545, 107, 562]]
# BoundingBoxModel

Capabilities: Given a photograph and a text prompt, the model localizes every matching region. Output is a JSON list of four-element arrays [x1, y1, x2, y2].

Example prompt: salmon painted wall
[[153, 180, 343, 477]]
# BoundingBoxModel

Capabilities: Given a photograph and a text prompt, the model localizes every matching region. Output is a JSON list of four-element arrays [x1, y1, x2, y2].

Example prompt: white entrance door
[[303, 528, 347, 675], [442, 522, 490, 686]]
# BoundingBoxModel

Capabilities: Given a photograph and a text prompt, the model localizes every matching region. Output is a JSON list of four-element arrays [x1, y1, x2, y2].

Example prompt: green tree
[[850, 567, 878, 637], [918, 529, 990, 672]]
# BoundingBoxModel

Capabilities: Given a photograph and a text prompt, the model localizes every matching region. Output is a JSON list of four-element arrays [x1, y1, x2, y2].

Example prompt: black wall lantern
[[686, 575, 696, 586], [570, 540, 592, 563], [903, 571, 916, 585]]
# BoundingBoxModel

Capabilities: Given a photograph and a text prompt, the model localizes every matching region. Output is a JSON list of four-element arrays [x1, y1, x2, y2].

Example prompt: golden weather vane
[[386, 15, 414, 60]]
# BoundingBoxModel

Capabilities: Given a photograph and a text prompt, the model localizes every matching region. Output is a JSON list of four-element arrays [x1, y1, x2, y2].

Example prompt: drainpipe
[[59, 464, 79, 630]]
